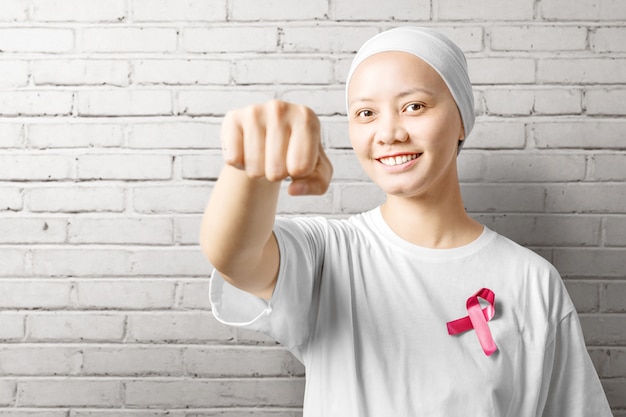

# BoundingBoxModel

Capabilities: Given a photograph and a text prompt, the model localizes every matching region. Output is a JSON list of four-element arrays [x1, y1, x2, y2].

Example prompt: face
[[347, 51, 465, 200]]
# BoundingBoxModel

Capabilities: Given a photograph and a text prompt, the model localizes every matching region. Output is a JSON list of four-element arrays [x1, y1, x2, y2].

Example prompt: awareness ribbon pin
[[446, 288, 498, 356]]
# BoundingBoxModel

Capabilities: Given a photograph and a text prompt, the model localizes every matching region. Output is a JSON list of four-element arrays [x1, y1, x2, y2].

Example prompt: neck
[[381, 177, 482, 249]]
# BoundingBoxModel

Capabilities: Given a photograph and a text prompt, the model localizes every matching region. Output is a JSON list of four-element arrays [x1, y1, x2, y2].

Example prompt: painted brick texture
[[0, 0, 624, 415]]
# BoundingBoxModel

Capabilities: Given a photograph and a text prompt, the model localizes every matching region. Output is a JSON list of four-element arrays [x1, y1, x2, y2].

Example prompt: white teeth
[[379, 154, 419, 166]]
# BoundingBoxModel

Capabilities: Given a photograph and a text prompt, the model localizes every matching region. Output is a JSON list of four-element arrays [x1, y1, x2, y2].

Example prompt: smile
[[377, 154, 420, 167]]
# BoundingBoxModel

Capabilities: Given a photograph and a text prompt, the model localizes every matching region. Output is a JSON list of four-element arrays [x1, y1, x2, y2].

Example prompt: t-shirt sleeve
[[209, 216, 326, 361], [540, 310, 613, 417]]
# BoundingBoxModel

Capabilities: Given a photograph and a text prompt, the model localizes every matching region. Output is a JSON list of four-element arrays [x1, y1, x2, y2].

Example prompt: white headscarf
[[345, 26, 474, 153]]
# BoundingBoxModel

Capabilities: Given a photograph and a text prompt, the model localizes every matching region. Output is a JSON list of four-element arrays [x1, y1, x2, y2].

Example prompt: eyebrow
[[349, 87, 435, 107]]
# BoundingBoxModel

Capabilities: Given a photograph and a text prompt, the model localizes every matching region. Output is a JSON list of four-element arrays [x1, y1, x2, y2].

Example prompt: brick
[[78, 90, 172, 116], [546, 184, 626, 214], [490, 26, 587, 51], [27, 312, 125, 342], [467, 58, 535, 84], [183, 26, 277, 53], [580, 314, 626, 345], [0, 186, 22, 211], [463, 120, 526, 150], [0, 124, 23, 148], [328, 151, 368, 181], [174, 215, 203, 245], [603, 283, 626, 313], [457, 152, 484, 182], [133, 59, 230, 85], [280, 89, 345, 116], [591, 154, 626, 181], [0, 92, 74, 116], [554, 248, 626, 277], [230, 0, 326, 20], [0, 218, 66, 244], [534, 89, 582, 115], [489, 214, 601, 246], [591, 27, 626, 52], [185, 346, 302, 377], [0, 280, 70, 309], [178, 279, 211, 309], [589, 347, 626, 378], [128, 122, 220, 149], [31, 248, 130, 276], [484, 89, 534, 116], [76, 280, 176, 309], [0, 0, 29, 21], [602, 378, 626, 409], [81, 28, 177, 53], [181, 153, 223, 180], [28, 123, 124, 148], [82, 346, 182, 375], [437, 0, 533, 20], [322, 117, 350, 149], [337, 184, 386, 214], [126, 312, 232, 342], [0, 346, 81, 375], [0, 313, 26, 340], [483, 153, 586, 182], [125, 378, 304, 407], [605, 216, 626, 247], [18, 379, 122, 407], [2, 412, 77, 417], [0, 61, 29, 88], [32, 60, 129, 87], [32, 0, 126, 21], [233, 58, 333, 85], [541, 0, 626, 20], [586, 89, 626, 116], [461, 184, 545, 213], [70, 412, 185, 417], [0, 380, 15, 405], [132, 0, 226, 21], [0, 28, 73, 53], [564, 281, 600, 313], [176, 89, 274, 116], [77, 154, 172, 180], [282, 26, 379, 53], [435, 26, 485, 53], [332, 0, 429, 20], [133, 185, 211, 214], [0, 155, 73, 181], [538, 59, 626, 84], [129, 249, 212, 276], [277, 184, 335, 214], [0, 249, 28, 276], [532, 120, 626, 149], [69, 217, 173, 245], [27, 186, 125, 213]]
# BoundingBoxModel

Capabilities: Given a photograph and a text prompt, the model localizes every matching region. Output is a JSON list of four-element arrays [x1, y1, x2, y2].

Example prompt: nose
[[374, 112, 409, 144]]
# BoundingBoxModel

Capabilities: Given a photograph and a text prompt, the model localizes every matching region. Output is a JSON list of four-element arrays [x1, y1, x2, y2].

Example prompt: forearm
[[200, 165, 281, 294]]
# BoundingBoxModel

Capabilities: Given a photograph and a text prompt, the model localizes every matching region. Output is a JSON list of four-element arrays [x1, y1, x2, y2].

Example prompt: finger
[[288, 143, 333, 196], [264, 101, 290, 182], [286, 106, 320, 179], [241, 105, 267, 179], [220, 110, 244, 169]]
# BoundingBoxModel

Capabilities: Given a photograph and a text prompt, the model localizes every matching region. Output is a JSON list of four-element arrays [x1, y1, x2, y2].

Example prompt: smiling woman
[[200, 27, 614, 416]]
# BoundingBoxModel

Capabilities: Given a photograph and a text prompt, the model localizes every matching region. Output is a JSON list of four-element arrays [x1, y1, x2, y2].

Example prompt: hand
[[220, 100, 333, 196]]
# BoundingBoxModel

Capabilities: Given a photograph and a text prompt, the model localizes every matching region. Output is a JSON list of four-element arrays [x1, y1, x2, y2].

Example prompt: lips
[[377, 153, 420, 167]]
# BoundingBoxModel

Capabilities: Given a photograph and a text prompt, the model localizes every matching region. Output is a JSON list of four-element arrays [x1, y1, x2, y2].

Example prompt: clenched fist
[[221, 100, 333, 196]]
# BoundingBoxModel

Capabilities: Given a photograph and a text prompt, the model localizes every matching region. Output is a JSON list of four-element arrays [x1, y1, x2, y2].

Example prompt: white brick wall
[[0, 0, 624, 415]]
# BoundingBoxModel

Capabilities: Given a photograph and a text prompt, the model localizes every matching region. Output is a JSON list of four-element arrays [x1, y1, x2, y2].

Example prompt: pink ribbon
[[446, 288, 498, 356]]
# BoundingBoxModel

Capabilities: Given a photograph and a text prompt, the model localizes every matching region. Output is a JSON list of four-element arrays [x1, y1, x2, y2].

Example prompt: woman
[[201, 27, 612, 416]]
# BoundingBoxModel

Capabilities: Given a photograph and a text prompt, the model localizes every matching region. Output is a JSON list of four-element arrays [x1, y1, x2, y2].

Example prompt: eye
[[356, 109, 374, 118], [404, 103, 424, 113]]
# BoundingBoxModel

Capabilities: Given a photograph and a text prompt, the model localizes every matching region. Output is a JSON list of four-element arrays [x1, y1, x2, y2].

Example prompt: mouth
[[377, 153, 421, 167]]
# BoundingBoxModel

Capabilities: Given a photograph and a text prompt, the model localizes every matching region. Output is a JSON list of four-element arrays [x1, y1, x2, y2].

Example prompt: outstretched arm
[[200, 100, 333, 300]]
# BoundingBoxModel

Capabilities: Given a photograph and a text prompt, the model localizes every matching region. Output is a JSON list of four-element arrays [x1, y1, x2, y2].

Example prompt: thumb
[[287, 151, 333, 196]]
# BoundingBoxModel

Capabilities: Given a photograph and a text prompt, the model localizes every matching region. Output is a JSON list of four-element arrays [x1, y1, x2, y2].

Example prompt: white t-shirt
[[210, 208, 613, 417]]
